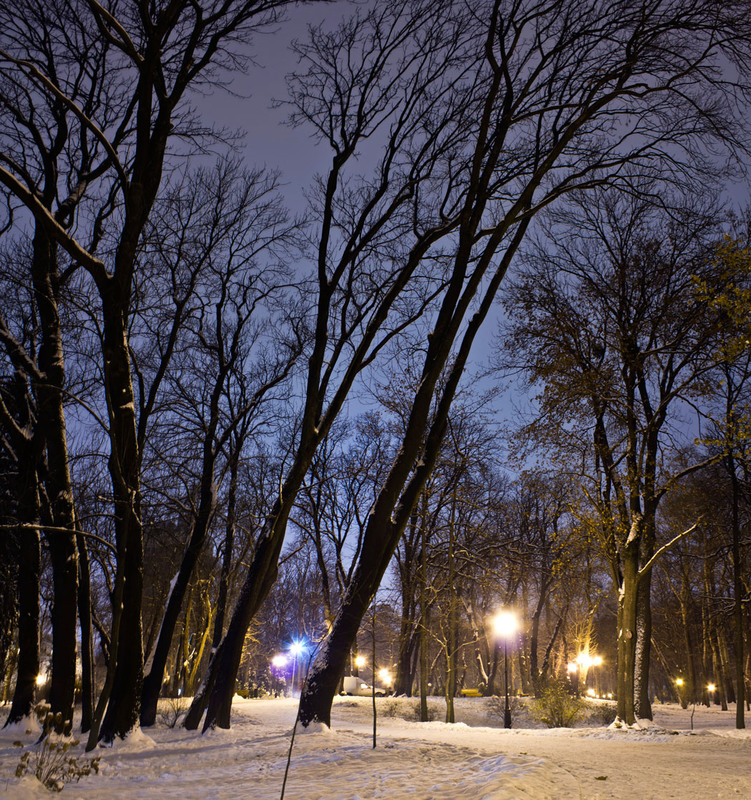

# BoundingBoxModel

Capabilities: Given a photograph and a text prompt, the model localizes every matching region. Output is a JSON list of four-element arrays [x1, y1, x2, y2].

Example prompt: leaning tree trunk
[[212, 450, 239, 651], [184, 490, 301, 731], [141, 474, 217, 726]]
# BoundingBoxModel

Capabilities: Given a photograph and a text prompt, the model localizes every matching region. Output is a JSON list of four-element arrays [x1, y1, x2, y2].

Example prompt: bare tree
[[500, 189, 735, 723], [297, 0, 751, 728], [139, 160, 299, 726], [0, 0, 315, 743], [185, 0, 481, 731]]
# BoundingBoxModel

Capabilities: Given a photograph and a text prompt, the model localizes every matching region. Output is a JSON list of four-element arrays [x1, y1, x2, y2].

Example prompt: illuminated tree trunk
[[616, 545, 639, 726]]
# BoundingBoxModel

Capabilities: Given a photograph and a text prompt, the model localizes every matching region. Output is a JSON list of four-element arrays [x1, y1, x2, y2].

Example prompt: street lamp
[[354, 655, 366, 676], [567, 661, 579, 697], [491, 609, 519, 729], [591, 655, 603, 695], [378, 668, 392, 692], [271, 654, 289, 696], [575, 652, 602, 696], [289, 641, 305, 694]]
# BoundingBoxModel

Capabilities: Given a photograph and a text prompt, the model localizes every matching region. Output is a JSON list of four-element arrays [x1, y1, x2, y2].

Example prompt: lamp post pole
[[491, 609, 518, 729], [503, 637, 511, 729]]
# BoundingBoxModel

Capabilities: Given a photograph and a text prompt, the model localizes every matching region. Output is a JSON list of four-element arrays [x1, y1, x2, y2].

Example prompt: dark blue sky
[[198, 3, 349, 206]]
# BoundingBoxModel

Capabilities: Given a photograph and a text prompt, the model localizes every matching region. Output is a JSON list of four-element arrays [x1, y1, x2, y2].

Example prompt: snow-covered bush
[[13, 709, 100, 793], [379, 698, 438, 721], [158, 696, 188, 728], [585, 701, 617, 726], [530, 681, 586, 728], [486, 695, 525, 726]]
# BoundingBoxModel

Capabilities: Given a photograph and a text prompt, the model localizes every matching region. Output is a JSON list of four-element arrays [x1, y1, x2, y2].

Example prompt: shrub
[[531, 680, 586, 728], [380, 699, 401, 718], [486, 695, 525, 726], [585, 701, 618, 726], [14, 710, 100, 793], [158, 696, 188, 728], [379, 697, 438, 721], [411, 700, 438, 721]]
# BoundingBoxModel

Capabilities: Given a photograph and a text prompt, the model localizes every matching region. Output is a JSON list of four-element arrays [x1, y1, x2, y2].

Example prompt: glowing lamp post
[[575, 652, 602, 696], [271, 654, 288, 696], [675, 677, 687, 708], [491, 610, 519, 729], [289, 642, 305, 695], [378, 669, 392, 692], [567, 661, 579, 696], [354, 655, 366, 676]]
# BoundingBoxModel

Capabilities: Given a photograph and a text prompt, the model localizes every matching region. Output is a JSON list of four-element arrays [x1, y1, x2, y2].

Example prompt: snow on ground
[[1, 696, 749, 799]]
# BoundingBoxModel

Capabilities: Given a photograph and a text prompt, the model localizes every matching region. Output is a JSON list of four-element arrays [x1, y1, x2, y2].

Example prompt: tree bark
[[616, 546, 639, 726], [728, 452, 746, 727], [141, 477, 217, 726], [32, 229, 79, 735], [634, 567, 654, 720], [4, 526, 40, 726], [97, 295, 144, 743], [77, 532, 95, 733]]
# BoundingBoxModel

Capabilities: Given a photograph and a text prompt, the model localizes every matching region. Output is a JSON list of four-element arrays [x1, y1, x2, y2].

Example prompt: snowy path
[[1, 696, 748, 799]]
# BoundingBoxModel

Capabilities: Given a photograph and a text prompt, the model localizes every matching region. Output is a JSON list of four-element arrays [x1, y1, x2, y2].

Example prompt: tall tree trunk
[[615, 546, 638, 726], [97, 296, 144, 743], [419, 520, 429, 721], [444, 500, 457, 723], [679, 574, 696, 705], [4, 412, 42, 727], [634, 566, 654, 720], [717, 627, 733, 705], [4, 524, 40, 726], [141, 476, 217, 725], [213, 449, 239, 651], [728, 452, 745, 728], [45, 535, 78, 735], [32, 230, 79, 735], [77, 533, 95, 733]]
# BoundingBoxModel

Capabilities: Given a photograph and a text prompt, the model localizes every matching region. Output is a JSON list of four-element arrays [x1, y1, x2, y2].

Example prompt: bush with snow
[[530, 681, 587, 728], [13, 709, 100, 793]]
